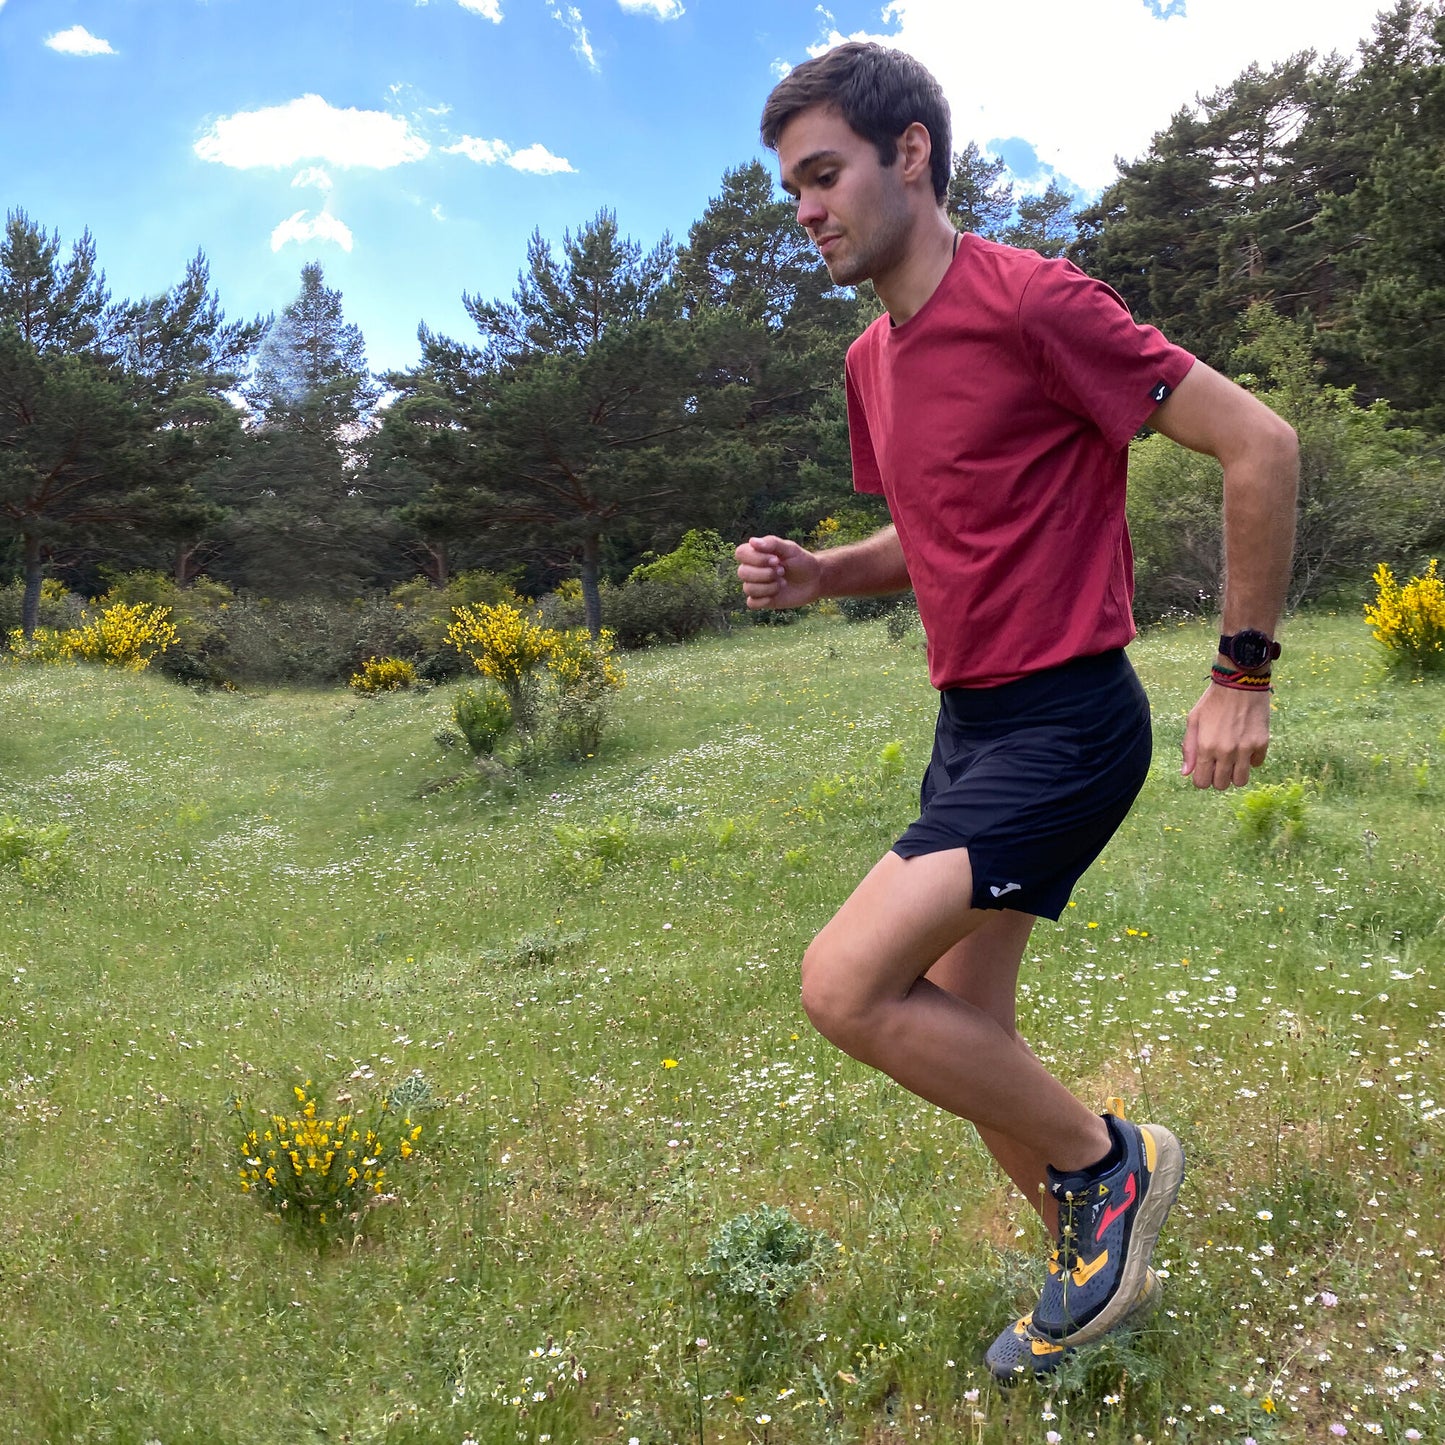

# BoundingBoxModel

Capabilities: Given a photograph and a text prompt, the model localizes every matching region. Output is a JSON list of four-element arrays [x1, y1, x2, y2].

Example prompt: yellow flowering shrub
[[546, 626, 625, 694], [5, 626, 73, 664], [446, 601, 555, 688], [6, 602, 178, 671], [349, 656, 419, 693], [445, 603, 627, 759], [446, 601, 557, 731], [544, 627, 625, 760], [233, 1079, 427, 1233], [1365, 559, 1445, 671]]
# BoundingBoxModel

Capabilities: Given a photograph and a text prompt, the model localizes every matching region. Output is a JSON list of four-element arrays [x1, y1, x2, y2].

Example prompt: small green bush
[[453, 685, 513, 756], [602, 574, 726, 648], [1233, 780, 1308, 848], [628, 528, 732, 584], [0, 815, 72, 887], [0, 578, 86, 642], [699, 1204, 833, 1311], [553, 815, 634, 883]]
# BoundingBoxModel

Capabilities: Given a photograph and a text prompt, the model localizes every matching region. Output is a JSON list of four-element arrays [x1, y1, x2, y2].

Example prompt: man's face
[[776, 105, 912, 289]]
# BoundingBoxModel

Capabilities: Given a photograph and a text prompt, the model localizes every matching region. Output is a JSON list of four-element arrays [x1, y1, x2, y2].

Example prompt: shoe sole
[[987, 1268, 1161, 1384], [1054, 1123, 1184, 1346]]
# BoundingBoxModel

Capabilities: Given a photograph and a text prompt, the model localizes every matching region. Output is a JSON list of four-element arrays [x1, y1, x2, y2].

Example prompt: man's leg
[[923, 908, 1059, 1233], [801, 846, 1110, 1173]]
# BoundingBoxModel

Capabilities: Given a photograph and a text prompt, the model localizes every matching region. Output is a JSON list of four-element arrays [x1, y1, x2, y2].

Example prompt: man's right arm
[[735, 526, 909, 610]]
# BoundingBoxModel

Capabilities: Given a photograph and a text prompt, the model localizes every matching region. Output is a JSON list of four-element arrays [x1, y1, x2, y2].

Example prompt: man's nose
[[795, 192, 825, 228]]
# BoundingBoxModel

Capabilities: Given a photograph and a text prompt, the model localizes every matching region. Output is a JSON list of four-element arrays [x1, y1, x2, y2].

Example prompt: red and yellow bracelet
[[1210, 662, 1273, 692]]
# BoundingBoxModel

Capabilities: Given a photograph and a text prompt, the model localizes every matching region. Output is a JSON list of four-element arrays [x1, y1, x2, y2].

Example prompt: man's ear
[[897, 121, 934, 189]]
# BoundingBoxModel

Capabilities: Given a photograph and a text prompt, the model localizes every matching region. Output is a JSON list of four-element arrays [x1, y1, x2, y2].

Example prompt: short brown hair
[[760, 42, 952, 205]]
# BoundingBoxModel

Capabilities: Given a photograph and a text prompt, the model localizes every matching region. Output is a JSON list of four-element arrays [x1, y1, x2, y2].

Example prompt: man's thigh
[[925, 909, 1036, 1029], [806, 846, 991, 1003]]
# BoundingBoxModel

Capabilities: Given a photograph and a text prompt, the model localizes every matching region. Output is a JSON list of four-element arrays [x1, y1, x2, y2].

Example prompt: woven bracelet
[[1211, 663, 1274, 693]]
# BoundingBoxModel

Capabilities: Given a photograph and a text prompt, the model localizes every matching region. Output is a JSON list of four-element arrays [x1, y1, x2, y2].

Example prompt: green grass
[[0, 612, 1441, 1444]]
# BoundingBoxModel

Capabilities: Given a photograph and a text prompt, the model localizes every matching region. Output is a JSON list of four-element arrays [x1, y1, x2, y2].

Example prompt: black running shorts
[[892, 649, 1152, 921]]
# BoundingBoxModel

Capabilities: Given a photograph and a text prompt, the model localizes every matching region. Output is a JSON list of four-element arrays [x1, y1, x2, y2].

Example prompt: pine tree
[[947, 142, 1014, 239], [224, 263, 384, 597], [387, 212, 702, 633], [1002, 180, 1076, 258]]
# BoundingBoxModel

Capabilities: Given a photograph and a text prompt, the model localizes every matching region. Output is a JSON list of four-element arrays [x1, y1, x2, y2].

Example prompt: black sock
[[1077, 1115, 1124, 1180]]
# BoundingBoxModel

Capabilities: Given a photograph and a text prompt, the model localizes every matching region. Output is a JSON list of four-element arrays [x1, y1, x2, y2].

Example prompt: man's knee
[[800, 935, 873, 1052]]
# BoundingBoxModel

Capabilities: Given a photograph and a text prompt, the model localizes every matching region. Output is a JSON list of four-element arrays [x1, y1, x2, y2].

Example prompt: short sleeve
[[846, 354, 886, 495], [1017, 260, 1196, 450]]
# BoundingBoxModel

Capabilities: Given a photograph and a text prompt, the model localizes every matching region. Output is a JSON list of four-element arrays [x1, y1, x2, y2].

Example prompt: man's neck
[[874, 212, 961, 325]]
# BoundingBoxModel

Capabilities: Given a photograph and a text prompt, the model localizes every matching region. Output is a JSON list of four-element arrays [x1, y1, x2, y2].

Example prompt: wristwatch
[[1218, 629, 1281, 670]]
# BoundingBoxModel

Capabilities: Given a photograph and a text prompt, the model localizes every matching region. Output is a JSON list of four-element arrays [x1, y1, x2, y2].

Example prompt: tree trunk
[[580, 531, 603, 638], [426, 539, 448, 587], [20, 532, 43, 637]]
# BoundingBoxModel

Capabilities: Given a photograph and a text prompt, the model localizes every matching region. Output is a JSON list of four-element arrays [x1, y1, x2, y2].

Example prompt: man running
[[736, 42, 1297, 1379]]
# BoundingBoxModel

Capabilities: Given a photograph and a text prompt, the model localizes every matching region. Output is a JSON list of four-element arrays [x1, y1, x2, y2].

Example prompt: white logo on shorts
[[990, 882, 1022, 898]]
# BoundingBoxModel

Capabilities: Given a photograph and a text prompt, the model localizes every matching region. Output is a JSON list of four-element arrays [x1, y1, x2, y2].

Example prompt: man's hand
[[735, 535, 823, 611], [1181, 684, 1272, 790]]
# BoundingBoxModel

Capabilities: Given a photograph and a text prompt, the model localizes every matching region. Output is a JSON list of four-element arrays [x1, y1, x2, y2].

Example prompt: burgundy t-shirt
[[846, 233, 1196, 689]]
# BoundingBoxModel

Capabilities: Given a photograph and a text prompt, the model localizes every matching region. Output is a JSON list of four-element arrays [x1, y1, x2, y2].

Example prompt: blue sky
[[0, 0, 1394, 375]]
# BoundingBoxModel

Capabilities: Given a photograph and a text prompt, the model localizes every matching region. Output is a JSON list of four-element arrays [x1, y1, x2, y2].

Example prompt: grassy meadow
[[0, 610, 1441, 1445]]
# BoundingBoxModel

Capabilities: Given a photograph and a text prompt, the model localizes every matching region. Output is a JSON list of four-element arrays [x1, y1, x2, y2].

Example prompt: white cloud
[[292, 166, 334, 193], [45, 25, 116, 56], [618, 0, 684, 18], [195, 95, 429, 170], [413, 0, 504, 16], [444, 136, 577, 173], [270, 210, 355, 253], [506, 143, 577, 175], [795, 0, 1392, 192], [549, 3, 598, 70], [432, 203, 446, 221], [444, 135, 512, 165]]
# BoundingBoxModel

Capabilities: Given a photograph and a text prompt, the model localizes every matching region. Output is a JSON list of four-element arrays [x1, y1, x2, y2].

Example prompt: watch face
[[1228, 630, 1273, 669]]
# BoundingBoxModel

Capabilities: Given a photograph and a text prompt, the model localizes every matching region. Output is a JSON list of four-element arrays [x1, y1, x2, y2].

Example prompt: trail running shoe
[[984, 1267, 1160, 1383], [1030, 1112, 1184, 1347]]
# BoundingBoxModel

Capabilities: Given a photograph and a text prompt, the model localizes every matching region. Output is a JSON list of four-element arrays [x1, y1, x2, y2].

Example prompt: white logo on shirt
[[990, 882, 1023, 898]]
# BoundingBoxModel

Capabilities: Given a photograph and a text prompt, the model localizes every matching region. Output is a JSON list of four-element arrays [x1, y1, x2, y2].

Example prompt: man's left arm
[[1146, 361, 1300, 791]]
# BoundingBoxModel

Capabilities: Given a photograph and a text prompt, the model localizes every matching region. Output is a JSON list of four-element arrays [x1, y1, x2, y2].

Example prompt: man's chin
[[823, 253, 866, 287]]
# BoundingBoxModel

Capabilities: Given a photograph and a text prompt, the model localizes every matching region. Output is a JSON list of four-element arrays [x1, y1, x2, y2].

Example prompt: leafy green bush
[[553, 815, 634, 883], [699, 1204, 833, 1311], [452, 684, 513, 756], [0, 578, 86, 642], [602, 574, 726, 648], [0, 815, 72, 887], [628, 528, 732, 584], [1233, 780, 1309, 849]]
